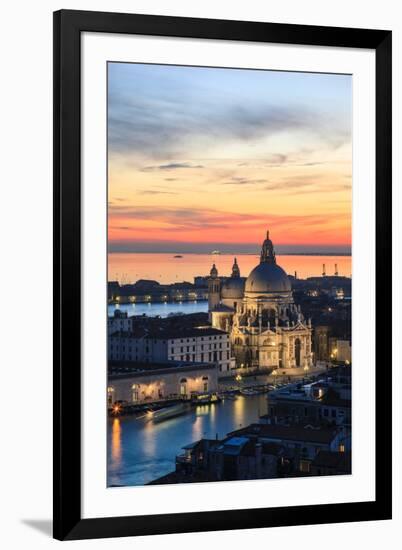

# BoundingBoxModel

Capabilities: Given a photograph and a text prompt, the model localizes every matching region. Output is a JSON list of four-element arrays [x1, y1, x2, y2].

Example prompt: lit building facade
[[208, 231, 313, 370], [108, 360, 218, 404]]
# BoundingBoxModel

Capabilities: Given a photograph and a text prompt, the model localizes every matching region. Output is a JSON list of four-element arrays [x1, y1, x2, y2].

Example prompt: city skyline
[[108, 63, 352, 254]]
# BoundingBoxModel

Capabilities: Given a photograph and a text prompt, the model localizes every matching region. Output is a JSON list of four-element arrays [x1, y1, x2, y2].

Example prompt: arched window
[[180, 378, 187, 397], [295, 338, 301, 367], [202, 376, 209, 392], [234, 337, 242, 345]]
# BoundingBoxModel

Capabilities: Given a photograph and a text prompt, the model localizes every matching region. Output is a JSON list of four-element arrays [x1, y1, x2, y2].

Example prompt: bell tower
[[208, 264, 221, 315]]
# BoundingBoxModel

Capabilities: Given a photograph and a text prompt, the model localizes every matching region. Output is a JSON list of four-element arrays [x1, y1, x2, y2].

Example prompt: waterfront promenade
[[218, 364, 329, 391]]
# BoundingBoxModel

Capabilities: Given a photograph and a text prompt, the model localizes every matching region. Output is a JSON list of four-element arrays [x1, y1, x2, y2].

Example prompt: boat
[[191, 392, 221, 405], [173, 255, 183, 258], [146, 402, 190, 422], [240, 388, 257, 396], [211, 250, 221, 255]]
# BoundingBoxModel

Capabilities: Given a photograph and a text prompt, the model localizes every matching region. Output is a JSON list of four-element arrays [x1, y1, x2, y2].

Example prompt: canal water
[[108, 394, 267, 487]]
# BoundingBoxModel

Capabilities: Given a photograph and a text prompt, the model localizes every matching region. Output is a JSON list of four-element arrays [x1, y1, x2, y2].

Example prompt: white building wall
[[108, 332, 233, 376]]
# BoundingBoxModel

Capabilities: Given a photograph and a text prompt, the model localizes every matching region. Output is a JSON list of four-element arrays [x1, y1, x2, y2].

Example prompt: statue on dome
[[260, 230, 276, 264]]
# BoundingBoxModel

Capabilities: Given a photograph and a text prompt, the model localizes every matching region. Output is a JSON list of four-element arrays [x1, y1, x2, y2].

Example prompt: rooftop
[[228, 423, 340, 444], [108, 359, 215, 379], [145, 326, 228, 340]]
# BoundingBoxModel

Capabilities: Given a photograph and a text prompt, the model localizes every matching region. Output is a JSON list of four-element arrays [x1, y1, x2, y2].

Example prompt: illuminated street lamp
[[235, 374, 242, 383]]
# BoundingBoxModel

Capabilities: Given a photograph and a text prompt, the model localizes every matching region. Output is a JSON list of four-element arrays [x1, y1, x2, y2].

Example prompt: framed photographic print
[[53, 10, 392, 540]]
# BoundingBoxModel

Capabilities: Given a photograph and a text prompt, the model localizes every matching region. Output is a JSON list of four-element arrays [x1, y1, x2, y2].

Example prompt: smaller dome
[[221, 277, 245, 299], [210, 263, 218, 278]]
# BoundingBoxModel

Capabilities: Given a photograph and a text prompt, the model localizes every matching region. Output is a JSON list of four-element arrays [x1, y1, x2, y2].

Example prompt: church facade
[[208, 232, 313, 371]]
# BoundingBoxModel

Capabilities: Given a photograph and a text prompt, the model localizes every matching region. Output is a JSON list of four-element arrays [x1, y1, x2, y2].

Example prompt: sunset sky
[[108, 62, 352, 254]]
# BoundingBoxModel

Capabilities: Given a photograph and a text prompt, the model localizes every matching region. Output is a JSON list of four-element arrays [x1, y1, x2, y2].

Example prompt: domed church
[[208, 231, 313, 370]]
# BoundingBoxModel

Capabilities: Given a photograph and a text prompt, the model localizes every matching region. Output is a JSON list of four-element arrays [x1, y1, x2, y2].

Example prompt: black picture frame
[[53, 9, 392, 541]]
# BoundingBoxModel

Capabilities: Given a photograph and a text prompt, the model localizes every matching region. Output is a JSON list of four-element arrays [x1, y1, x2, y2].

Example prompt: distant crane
[[334, 263, 339, 276]]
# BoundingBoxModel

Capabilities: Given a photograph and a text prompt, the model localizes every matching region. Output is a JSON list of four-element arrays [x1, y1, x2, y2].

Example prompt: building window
[[299, 460, 310, 473], [132, 384, 139, 402], [339, 444, 345, 453], [180, 378, 187, 397], [202, 376, 209, 392]]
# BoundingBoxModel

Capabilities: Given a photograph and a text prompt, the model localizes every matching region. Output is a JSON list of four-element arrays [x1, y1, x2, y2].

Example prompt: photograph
[[106, 62, 352, 487]]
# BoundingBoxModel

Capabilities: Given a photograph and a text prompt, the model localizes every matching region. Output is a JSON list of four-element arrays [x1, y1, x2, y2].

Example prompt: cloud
[[138, 189, 178, 195], [263, 175, 351, 194], [109, 204, 349, 233], [139, 162, 204, 172], [224, 176, 269, 185], [108, 84, 350, 161]]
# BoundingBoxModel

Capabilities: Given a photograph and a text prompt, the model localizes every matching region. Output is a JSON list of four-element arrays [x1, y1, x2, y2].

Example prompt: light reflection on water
[[111, 418, 121, 464], [107, 395, 267, 487]]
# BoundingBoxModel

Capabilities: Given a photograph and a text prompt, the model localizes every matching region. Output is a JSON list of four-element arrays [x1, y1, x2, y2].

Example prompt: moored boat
[[146, 402, 190, 422], [191, 392, 221, 405]]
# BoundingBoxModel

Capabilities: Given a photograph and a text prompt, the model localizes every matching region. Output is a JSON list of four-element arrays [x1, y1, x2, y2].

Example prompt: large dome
[[245, 262, 291, 294]]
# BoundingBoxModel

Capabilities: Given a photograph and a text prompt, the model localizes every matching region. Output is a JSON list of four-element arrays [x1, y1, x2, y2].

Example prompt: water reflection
[[108, 395, 267, 486], [111, 418, 121, 464], [192, 416, 203, 441], [143, 419, 156, 458], [233, 394, 246, 430]]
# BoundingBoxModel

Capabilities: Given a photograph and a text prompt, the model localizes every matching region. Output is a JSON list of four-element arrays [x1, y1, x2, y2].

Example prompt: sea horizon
[[108, 252, 352, 284]]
